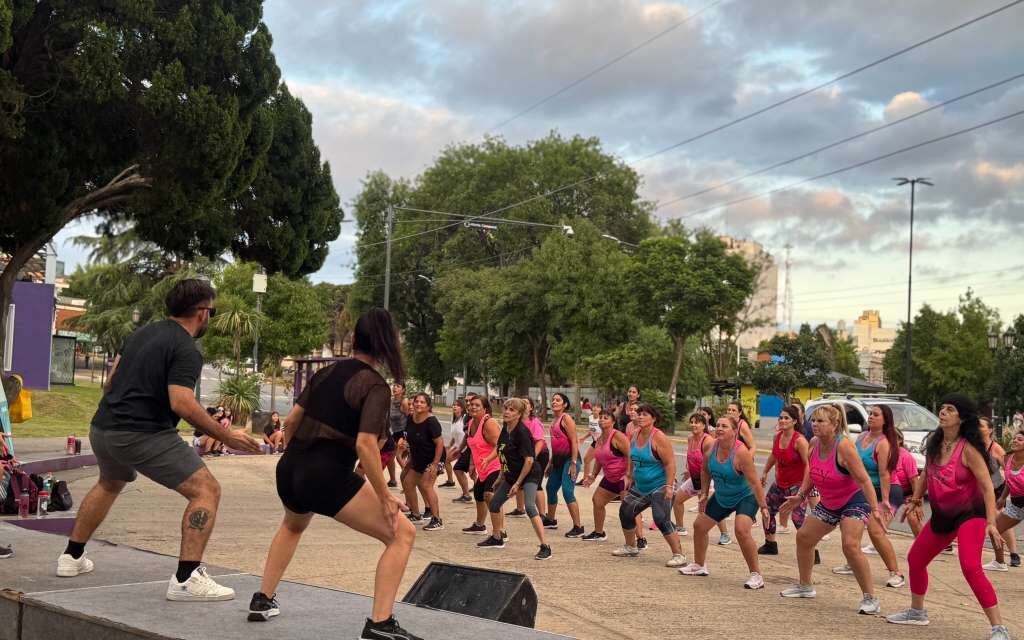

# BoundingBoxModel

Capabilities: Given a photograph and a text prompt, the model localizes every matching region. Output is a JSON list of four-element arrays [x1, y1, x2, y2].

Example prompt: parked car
[[805, 393, 938, 471]]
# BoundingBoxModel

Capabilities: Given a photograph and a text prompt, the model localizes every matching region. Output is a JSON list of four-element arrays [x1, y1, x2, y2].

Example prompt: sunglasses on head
[[196, 306, 217, 317]]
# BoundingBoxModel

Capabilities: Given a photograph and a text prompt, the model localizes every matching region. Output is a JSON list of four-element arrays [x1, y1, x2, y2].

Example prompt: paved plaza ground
[[54, 454, 1023, 640]]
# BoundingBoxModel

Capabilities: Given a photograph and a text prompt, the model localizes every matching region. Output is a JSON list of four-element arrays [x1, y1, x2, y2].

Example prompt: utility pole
[[893, 177, 933, 396], [383, 205, 394, 310], [252, 271, 267, 371]]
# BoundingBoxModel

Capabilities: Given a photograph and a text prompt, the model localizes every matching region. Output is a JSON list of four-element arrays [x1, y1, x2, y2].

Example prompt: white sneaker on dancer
[[56, 552, 94, 577], [983, 560, 1009, 572], [862, 544, 878, 555], [679, 563, 709, 576], [744, 572, 765, 590], [776, 525, 790, 535], [665, 554, 687, 568], [166, 566, 235, 601], [611, 545, 639, 557]]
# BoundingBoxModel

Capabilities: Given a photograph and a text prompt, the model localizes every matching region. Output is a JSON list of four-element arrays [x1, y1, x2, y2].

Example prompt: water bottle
[[18, 488, 29, 517], [66, 435, 76, 455], [37, 490, 49, 517]]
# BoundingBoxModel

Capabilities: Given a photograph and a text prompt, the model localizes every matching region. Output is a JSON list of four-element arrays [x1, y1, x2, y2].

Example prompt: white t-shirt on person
[[450, 415, 466, 448]]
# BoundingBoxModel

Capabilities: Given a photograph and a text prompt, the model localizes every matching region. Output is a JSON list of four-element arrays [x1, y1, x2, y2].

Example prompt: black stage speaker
[[402, 562, 537, 628]]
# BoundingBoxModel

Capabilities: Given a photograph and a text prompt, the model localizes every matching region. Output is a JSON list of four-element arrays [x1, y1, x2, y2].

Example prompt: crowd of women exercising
[[253, 307, 1021, 640], [382, 381, 1021, 640]]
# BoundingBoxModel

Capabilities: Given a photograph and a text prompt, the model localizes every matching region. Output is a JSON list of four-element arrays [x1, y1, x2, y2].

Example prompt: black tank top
[[291, 358, 389, 449]]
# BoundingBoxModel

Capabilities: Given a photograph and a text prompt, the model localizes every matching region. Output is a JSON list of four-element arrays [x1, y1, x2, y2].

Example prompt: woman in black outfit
[[248, 309, 422, 640], [402, 393, 445, 531]]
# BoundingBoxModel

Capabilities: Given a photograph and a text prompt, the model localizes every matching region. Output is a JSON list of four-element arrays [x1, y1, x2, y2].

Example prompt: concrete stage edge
[[0, 523, 570, 640]]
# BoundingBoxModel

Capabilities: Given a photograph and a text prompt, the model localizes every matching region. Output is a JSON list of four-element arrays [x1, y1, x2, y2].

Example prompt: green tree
[[883, 291, 999, 409], [210, 294, 263, 374], [994, 314, 1024, 419], [742, 360, 802, 403], [632, 230, 757, 404], [0, 2, 340, 368]]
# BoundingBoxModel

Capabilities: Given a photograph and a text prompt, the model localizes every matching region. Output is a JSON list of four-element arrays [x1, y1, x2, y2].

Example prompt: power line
[[795, 265, 1024, 298], [355, 245, 537, 283], [397, 207, 567, 228], [793, 277, 1022, 308], [487, 0, 729, 132], [676, 108, 1024, 219], [370, 1, 1024, 247], [657, 71, 1024, 210]]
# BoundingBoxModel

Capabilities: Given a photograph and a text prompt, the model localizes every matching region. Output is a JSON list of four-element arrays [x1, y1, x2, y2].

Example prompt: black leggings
[[619, 485, 674, 535]]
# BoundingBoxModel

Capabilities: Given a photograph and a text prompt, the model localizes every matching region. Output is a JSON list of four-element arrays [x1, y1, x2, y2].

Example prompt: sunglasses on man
[[197, 306, 217, 317]]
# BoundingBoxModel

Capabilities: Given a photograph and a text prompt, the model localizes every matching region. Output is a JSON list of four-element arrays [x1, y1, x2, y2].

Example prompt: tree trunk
[[531, 337, 549, 420], [481, 359, 489, 404], [270, 367, 277, 413], [668, 334, 686, 405], [2, 165, 151, 371]]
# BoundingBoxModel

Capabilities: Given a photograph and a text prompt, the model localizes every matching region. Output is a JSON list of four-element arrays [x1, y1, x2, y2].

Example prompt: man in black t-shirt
[[57, 279, 259, 602]]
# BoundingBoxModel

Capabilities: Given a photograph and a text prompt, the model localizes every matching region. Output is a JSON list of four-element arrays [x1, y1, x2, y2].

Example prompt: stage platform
[[0, 523, 568, 640]]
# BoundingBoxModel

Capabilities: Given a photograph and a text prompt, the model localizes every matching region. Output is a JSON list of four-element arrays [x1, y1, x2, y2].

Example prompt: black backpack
[[49, 480, 73, 511]]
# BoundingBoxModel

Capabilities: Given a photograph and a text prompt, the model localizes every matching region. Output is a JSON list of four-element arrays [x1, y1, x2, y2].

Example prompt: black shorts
[[535, 448, 550, 490], [454, 447, 472, 472], [473, 470, 500, 503], [409, 447, 446, 474], [276, 441, 364, 517]]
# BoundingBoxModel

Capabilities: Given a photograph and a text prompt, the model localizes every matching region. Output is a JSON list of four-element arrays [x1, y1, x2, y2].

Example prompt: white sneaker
[[832, 564, 853, 575], [611, 545, 639, 557], [56, 552, 94, 577], [166, 566, 235, 602], [886, 572, 907, 588], [744, 572, 765, 590], [862, 544, 878, 555], [665, 553, 687, 568], [983, 560, 1009, 572], [679, 562, 709, 576], [776, 525, 790, 535], [858, 594, 881, 616]]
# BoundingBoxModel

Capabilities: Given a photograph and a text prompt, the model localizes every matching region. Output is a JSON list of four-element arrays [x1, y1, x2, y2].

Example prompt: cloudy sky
[[55, 0, 1024, 331]]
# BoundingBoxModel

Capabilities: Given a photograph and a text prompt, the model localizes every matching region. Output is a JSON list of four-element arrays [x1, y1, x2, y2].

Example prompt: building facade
[[719, 236, 779, 350], [852, 310, 897, 385]]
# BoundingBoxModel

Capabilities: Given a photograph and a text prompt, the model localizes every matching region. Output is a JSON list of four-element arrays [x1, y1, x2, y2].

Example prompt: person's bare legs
[[402, 469, 421, 515], [993, 513, 1019, 564], [567, 501, 582, 528], [691, 513, 716, 565], [417, 472, 440, 519], [174, 467, 222, 561], [795, 517, 831, 585], [68, 477, 127, 544], [672, 493, 689, 529], [454, 470, 470, 498], [386, 455, 398, 485], [840, 517, 874, 596], [734, 514, 760, 574], [334, 482, 417, 623], [867, 513, 901, 574], [592, 487, 615, 533], [258, 509, 313, 596]]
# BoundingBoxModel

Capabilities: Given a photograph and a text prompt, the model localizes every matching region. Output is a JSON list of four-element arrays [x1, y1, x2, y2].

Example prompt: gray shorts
[[89, 427, 205, 490]]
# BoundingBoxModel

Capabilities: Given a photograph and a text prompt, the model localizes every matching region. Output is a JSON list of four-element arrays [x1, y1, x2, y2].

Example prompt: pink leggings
[[908, 517, 997, 609]]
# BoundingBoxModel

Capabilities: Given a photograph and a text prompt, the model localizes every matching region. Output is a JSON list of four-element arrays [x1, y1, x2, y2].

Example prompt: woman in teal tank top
[[680, 416, 769, 590], [611, 404, 687, 569]]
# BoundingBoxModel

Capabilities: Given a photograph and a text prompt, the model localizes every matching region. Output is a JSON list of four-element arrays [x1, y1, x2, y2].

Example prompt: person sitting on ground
[[263, 411, 285, 452]]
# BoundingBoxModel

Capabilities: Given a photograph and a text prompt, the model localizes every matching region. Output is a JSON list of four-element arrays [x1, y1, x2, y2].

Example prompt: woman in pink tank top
[[779, 404, 883, 613], [580, 411, 632, 540], [672, 413, 727, 538], [461, 396, 503, 535], [991, 430, 1024, 568], [889, 394, 1007, 637]]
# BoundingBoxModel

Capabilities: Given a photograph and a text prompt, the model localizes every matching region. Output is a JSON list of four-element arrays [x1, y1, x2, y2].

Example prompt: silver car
[[805, 393, 938, 470]]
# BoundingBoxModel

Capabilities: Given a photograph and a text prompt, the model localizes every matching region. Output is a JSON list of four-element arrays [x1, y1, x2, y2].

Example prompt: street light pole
[[893, 177, 933, 396], [383, 205, 394, 311]]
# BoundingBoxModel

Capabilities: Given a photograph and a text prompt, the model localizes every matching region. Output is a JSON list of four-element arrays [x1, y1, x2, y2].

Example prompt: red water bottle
[[66, 435, 76, 455]]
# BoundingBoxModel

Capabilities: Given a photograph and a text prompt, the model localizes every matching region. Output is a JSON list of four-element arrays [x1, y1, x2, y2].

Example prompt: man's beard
[[195, 321, 209, 339]]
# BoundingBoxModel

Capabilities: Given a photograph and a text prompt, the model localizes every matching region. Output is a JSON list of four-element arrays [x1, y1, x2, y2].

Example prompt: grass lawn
[[9, 382, 193, 438], [10, 382, 103, 438]]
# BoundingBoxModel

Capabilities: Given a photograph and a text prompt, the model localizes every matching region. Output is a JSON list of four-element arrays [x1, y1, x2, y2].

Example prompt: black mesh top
[[290, 358, 390, 449]]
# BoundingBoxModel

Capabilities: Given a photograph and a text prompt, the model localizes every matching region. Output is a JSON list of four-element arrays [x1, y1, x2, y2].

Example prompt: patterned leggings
[[763, 483, 806, 536]]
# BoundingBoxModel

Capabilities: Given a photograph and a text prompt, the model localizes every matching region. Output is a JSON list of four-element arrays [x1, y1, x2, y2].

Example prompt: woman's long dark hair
[[728, 401, 750, 426], [780, 405, 801, 425], [925, 394, 990, 467], [353, 308, 405, 381], [875, 404, 900, 472], [413, 392, 432, 410]]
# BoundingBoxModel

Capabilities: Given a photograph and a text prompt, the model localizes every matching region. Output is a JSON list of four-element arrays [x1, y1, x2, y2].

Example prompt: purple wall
[[5, 281, 55, 390]]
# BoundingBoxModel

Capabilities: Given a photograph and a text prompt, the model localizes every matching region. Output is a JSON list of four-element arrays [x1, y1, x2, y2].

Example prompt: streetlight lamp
[[252, 271, 267, 371], [988, 325, 1017, 437], [893, 177, 933, 396]]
